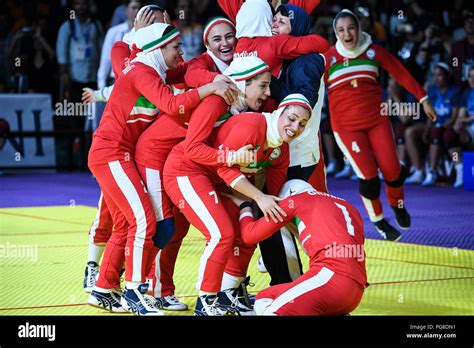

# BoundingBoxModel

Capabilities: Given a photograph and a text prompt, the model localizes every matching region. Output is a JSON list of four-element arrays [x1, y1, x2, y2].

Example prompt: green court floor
[[1, 206, 473, 315]]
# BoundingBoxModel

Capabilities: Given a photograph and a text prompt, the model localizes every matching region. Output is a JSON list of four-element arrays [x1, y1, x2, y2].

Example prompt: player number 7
[[209, 191, 218, 204]]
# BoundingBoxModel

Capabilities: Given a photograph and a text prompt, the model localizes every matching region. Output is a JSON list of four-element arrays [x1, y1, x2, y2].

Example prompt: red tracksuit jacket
[[240, 190, 368, 287], [324, 44, 427, 132], [165, 112, 289, 196], [88, 62, 200, 165]]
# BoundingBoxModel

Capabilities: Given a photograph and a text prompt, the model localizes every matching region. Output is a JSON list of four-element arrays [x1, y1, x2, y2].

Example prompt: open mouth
[[344, 38, 354, 45], [285, 128, 296, 138], [271, 30, 278, 35], [220, 48, 232, 54]]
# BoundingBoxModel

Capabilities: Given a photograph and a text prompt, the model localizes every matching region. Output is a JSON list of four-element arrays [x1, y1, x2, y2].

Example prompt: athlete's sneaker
[[237, 276, 255, 308], [406, 169, 423, 184], [218, 277, 255, 315], [391, 206, 411, 230], [88, 288, 127, 313], [157, 295, 188, 311], [257, 256, 267, 273], [121, 283, 164, 316], [421, 170, 437, 187], [83, 261, 99, 293], [374, 219, 402, 241], [194, 295, 240, 316], [335, 164, 352, 179]]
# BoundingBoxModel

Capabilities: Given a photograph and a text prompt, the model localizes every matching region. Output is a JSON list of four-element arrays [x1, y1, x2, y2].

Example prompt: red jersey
[[184, 52, 221, 88], [134, 95, 229, 168], [88, 62, 200, 165], [240, 190, 367, 287], [324, 44, 427, 132], [235, 35, 329, 78], [218, 0, 321, 22], [164, 112, 289, 196]]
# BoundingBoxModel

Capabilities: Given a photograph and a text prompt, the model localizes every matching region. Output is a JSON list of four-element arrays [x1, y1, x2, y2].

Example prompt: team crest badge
[[366, 49, 376, 59], [270, 148, 281, 160]]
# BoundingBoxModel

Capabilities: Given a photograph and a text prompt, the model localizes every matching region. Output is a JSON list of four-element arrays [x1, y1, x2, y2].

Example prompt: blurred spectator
[[384, 77, 420, 167], [173, 0, 204, 60], [421, 63, 461, 186], [355, 6, 387, 46], [56, 0, 104, 103], [0, 13, 14, 92], [451, 10, 474, 90], [97, 0, 141, 89], [415, 23, 450, 87]]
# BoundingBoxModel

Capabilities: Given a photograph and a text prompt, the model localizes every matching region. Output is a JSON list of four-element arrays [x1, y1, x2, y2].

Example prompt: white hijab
[[263, 93, 312, 149], [333, 9, 372, 59], [132, 23, 179, 82], [236, 0, 273, 38], [223, 56, 269, 114]]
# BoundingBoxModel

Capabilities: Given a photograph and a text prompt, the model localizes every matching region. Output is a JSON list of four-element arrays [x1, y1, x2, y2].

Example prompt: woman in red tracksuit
[[87, 23, 234, 316], [325, 10, 437, 241], [232, 0, 328, 78], [226, 179, 367, 316], [163, 94, 313, 315], [133, 56, 269, 310], [184, 17, 237, 87], [83, 5, 169, 292]]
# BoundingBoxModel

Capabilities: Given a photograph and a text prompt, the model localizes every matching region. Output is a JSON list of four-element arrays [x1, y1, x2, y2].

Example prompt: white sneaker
[[421, 170, 437, 187], [454, 163, 463, 188], [88, 288, 127, 313], [121, 283, 165, 316], [157, 295, 188, 311], [257, 256, 267, 273], [83, 261, 99, 293], [406, 169, 423, 184]]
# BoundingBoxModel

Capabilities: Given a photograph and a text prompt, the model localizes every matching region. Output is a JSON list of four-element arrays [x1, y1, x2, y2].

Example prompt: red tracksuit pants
[[89, 159, 156, 288], [88, 192, 113, 245], [163, 173, 256, 293], [256, 265, 364, 315], [333, 119, 404, 222]]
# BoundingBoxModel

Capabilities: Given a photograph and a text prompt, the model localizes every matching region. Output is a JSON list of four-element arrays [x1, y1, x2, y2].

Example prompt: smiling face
[[161, 37, 183, 69], [335, 16, 359, 50], [244, 71, 272, 110], [278, 105, 311, 142], [206, 23, 236, 64], [271, 12, 291, 35]]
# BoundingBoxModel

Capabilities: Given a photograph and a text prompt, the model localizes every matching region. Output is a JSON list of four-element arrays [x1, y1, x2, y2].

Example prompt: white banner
[[0, 94, 56, 168]]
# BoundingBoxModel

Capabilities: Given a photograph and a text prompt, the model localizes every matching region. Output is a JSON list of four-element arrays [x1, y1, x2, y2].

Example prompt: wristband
[[239, 201, 252, 210]]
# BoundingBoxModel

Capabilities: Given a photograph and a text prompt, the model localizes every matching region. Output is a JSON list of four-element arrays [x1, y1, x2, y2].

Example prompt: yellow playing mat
[[1, 206, 473, 315]]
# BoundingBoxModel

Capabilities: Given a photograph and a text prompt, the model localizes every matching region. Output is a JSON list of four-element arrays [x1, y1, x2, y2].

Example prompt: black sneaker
[[374, 219, 402, 241], [237, 276, 255, 308], [391, 206, 411, 230]]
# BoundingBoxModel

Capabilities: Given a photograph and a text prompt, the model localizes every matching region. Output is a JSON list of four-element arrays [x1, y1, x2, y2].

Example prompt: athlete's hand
[[422, 99, 437, 122], [231, 144, 255, 166], [255, 194, 287, 223], [82, 88, 96, 104], [213, 74, 233, 84], [211, 80, 239, 105], [135, 7, 156, 30]]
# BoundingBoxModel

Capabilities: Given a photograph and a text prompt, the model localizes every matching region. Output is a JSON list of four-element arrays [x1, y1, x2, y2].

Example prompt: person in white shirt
[[97, 0, 142, 89]]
